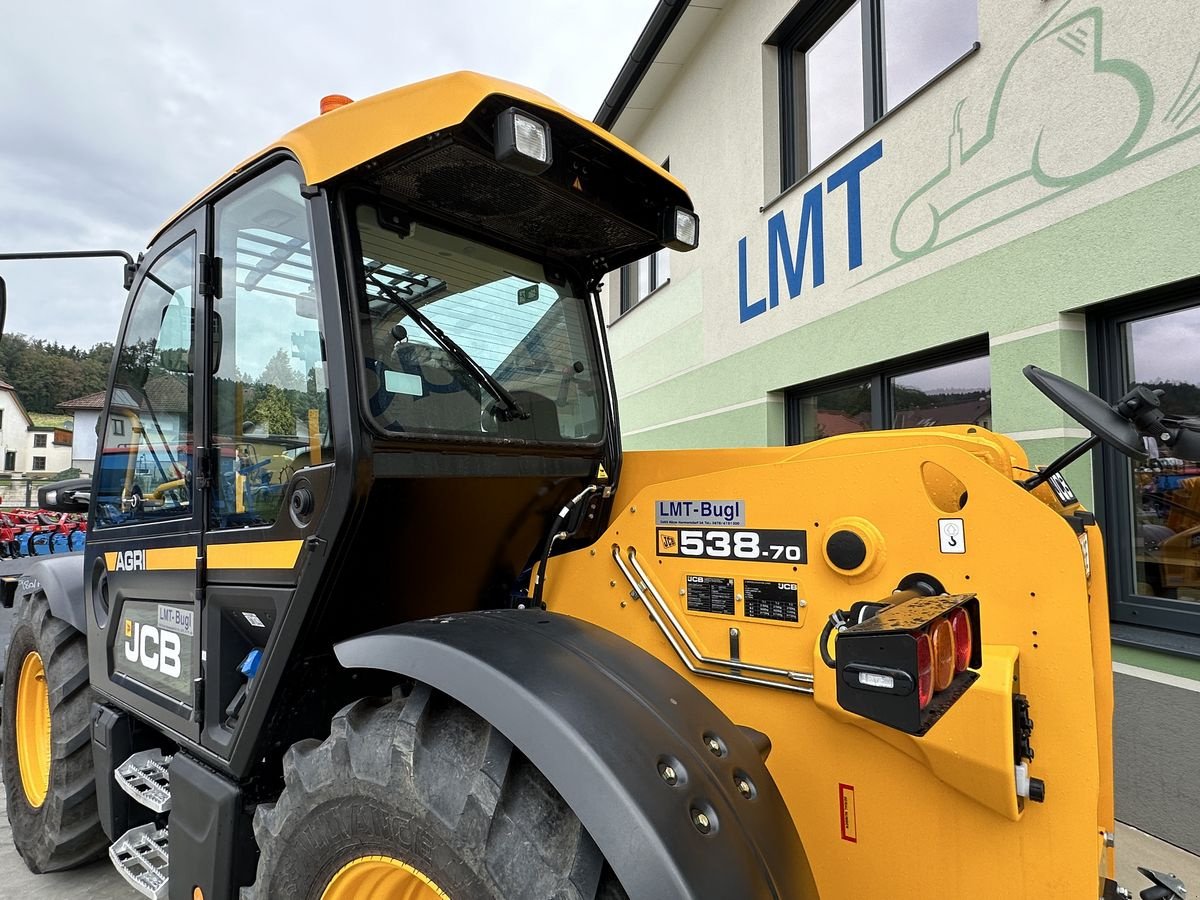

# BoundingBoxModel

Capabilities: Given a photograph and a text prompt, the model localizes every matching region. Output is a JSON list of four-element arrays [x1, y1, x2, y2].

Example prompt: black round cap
[[826, 530, 867, 571]]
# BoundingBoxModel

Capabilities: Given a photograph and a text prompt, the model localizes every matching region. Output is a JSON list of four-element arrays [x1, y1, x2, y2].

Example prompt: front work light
[[661, 205, 699, 252], [495, 107, 552, 174], [834, 593, 982, 736]]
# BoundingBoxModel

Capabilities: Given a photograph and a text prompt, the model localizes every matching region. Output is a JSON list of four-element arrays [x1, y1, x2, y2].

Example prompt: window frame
[[771, 0, 978, 190], [31, 456, 45, 472], [32, 433, 47, 448], [785, 337, 989, 444], [1090, 280, 1200, 642]]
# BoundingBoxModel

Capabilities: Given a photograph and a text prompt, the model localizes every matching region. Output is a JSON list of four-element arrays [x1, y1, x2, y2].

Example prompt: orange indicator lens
[[930, 617, 955, 692]]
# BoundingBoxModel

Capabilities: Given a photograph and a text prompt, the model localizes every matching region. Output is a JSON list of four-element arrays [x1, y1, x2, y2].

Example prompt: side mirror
[[0, 275, 7, 343], [38, 477, 92, 513]]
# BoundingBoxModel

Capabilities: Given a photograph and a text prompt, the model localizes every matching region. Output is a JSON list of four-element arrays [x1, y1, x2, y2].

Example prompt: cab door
[[86, 210, 207, 742], [197, 161, 337, 764]]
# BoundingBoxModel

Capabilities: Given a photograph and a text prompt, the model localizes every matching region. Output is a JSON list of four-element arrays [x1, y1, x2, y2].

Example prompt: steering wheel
[[1024, 365, 1145, 457]]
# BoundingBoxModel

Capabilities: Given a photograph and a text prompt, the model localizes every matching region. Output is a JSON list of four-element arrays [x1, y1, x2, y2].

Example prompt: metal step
[[109, 823, 169, 900], [115, 750, 172, 812]]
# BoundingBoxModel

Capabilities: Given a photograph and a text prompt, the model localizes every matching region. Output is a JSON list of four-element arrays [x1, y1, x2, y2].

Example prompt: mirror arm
[[0, 249, 138, 290], [1021, 434, 1101, 491], [1159, 419, 1200, 461]]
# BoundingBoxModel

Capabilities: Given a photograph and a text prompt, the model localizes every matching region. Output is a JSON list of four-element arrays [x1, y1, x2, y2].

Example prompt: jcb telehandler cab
[[0, 71, 1194, 900]]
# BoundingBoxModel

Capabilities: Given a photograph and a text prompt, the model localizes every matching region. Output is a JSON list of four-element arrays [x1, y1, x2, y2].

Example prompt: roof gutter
[[594, 0, 691, 130]]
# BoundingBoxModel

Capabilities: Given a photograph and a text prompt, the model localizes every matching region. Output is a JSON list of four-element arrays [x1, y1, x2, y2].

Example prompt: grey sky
[[0, 1, 656, 350]]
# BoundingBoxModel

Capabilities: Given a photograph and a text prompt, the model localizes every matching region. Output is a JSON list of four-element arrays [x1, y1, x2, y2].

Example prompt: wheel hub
[[321, 855, 450, 900], [15, 650, 51, 808]]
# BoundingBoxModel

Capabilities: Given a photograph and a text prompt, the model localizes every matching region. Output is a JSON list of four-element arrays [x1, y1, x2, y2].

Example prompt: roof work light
[[495, 107, 553, 174], [662, 205, 699, 251], [834, 593, 982, 736]]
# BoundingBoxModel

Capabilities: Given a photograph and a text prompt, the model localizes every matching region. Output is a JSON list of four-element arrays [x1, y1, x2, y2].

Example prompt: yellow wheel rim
[[15, 651, 51, 809], [321, 855, 450, 900]]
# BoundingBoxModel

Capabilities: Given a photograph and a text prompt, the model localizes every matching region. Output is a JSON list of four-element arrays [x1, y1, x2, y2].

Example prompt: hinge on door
[[198, 253, 222, 299]]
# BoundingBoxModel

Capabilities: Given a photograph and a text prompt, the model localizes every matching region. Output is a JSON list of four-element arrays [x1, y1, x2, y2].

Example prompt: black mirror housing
[[38, 477, 92, 513]]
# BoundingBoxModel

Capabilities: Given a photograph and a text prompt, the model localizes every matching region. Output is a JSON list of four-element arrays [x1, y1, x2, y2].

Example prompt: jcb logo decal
[[658, 530, 679, 554], [113, 550, 146, 571], [124, 622, 181, 677]]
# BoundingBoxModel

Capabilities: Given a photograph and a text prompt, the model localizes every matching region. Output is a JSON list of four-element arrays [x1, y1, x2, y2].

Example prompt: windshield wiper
[[365, 272, 529, 421]]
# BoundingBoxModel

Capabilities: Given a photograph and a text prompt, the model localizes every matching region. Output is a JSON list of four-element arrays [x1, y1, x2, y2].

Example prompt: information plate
[[744, 580, 799, 622], [685, 575, 735, 615]]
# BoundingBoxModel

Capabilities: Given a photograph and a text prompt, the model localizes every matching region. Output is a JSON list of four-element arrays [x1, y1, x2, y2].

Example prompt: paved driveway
[[0, 786, 130, 899]]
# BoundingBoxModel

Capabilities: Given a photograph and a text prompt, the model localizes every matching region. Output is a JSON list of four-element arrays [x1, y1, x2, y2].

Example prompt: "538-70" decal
[[657, 528, 807, 563]]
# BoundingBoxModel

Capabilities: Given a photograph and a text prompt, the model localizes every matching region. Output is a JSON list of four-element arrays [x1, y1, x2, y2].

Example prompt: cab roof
[[152, 70, 688, 246]]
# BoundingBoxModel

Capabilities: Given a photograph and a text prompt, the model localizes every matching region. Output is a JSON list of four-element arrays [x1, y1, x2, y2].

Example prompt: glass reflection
[[891, 356, 991, 429], [1127, 306, 1200, 603], [797, 381, 872, 443], [882, 0, 978, 111], [806, 2, 865, 167]]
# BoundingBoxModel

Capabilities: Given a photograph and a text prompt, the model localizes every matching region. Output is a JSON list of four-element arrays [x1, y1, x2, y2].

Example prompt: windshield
[[353, 203, 604, 442]]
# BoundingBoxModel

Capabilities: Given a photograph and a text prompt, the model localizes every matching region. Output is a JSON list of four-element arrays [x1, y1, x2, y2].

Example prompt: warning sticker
[[938, 518, 966, 554], [744, 580, 799, 622], [839, 783, 857, 843], [685, 575, 735, 616]]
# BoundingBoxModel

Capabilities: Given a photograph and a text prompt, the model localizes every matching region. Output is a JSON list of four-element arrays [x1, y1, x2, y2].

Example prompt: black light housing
[[835, 593, 982, 736], [660, 205, 699, 252], [494, 106, 553, 175]]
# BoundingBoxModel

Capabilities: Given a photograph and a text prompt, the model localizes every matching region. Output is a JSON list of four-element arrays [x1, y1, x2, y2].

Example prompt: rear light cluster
[[916, 606, 974, 706], [835, 594, 981, 736]]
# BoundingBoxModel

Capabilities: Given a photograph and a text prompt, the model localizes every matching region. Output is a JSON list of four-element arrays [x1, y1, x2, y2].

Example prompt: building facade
[[598, 0, 1200, 852], [0, 382, 72, 476]]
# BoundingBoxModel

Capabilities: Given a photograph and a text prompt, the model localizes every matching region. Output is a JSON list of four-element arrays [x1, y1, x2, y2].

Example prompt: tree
[[259, 349, 304, 391], [249, 384, 296, 435]]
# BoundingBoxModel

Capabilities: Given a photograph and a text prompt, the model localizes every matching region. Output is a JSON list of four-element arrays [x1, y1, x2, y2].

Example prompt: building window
[[1093, 287, 1200, 639], [786, 340, 990, 443], [618, 158, 671, 316], [772, 0, 978, 189], [3, 452, 14, 471], [620, 248, 670, 314], [112, 418, 125, 436], [33, 433, 46, 448], [31, 456, 45, 471]]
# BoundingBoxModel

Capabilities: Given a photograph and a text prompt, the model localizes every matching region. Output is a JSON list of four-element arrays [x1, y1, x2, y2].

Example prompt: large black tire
[[1, 590, 107, 872], [244, 683, 627, 900]]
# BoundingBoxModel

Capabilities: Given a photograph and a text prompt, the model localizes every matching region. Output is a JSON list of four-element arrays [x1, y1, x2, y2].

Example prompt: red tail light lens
[[916, 632, 933, 708], [930, 617, 955, 692], [949, 608, 972, 673]]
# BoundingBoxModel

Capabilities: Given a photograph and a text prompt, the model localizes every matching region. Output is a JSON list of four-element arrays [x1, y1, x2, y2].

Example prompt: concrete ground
[[0, 798, 1194, 899]]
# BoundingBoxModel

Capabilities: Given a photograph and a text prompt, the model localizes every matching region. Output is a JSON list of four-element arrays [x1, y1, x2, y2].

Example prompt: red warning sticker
[[839, 783, 857, 843]]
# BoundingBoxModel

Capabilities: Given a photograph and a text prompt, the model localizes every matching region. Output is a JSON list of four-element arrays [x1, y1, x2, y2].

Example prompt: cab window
[[210, 164, 332, 528], [93, 238, 196, 528]]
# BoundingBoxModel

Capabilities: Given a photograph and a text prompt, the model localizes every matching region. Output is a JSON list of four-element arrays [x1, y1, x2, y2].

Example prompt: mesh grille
[[374, 143, 653, 258]]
